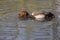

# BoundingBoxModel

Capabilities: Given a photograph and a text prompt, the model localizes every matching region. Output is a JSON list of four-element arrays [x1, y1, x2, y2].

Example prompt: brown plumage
[[32, 10, 45, 16], [18, 10, 35, 20], [18, 10, 29, 20]]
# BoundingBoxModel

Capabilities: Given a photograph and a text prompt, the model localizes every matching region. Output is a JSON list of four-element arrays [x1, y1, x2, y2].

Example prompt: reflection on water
[[0, 18, 54, 40]]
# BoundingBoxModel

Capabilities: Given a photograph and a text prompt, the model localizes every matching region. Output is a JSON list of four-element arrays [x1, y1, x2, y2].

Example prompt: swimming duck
[[31, 10, 45, 21]]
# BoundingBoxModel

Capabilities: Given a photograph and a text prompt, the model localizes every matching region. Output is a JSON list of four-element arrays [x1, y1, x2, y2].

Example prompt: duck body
[[18, 10, 55, 21], [34, 14, 45, 21], [32, 10, 45, 21]]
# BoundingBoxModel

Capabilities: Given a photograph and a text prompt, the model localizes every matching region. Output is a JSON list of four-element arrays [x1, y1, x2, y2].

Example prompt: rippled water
[[0, 12, 57, 40], [0, 0, 59, 40]]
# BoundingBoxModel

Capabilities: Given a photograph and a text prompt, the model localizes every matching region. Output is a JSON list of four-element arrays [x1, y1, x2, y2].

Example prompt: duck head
[[18, 10, 30, 20]]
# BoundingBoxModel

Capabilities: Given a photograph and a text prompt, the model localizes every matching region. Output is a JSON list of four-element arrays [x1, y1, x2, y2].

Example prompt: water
[[0, 11, 56, 40], [0, 0, 58, 40]]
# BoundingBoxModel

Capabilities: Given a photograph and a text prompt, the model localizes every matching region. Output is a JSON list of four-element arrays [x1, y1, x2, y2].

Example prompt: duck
[[18, 10, 30, 20], [31, 10, 46, 21], [45, 12, 55, 21]]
